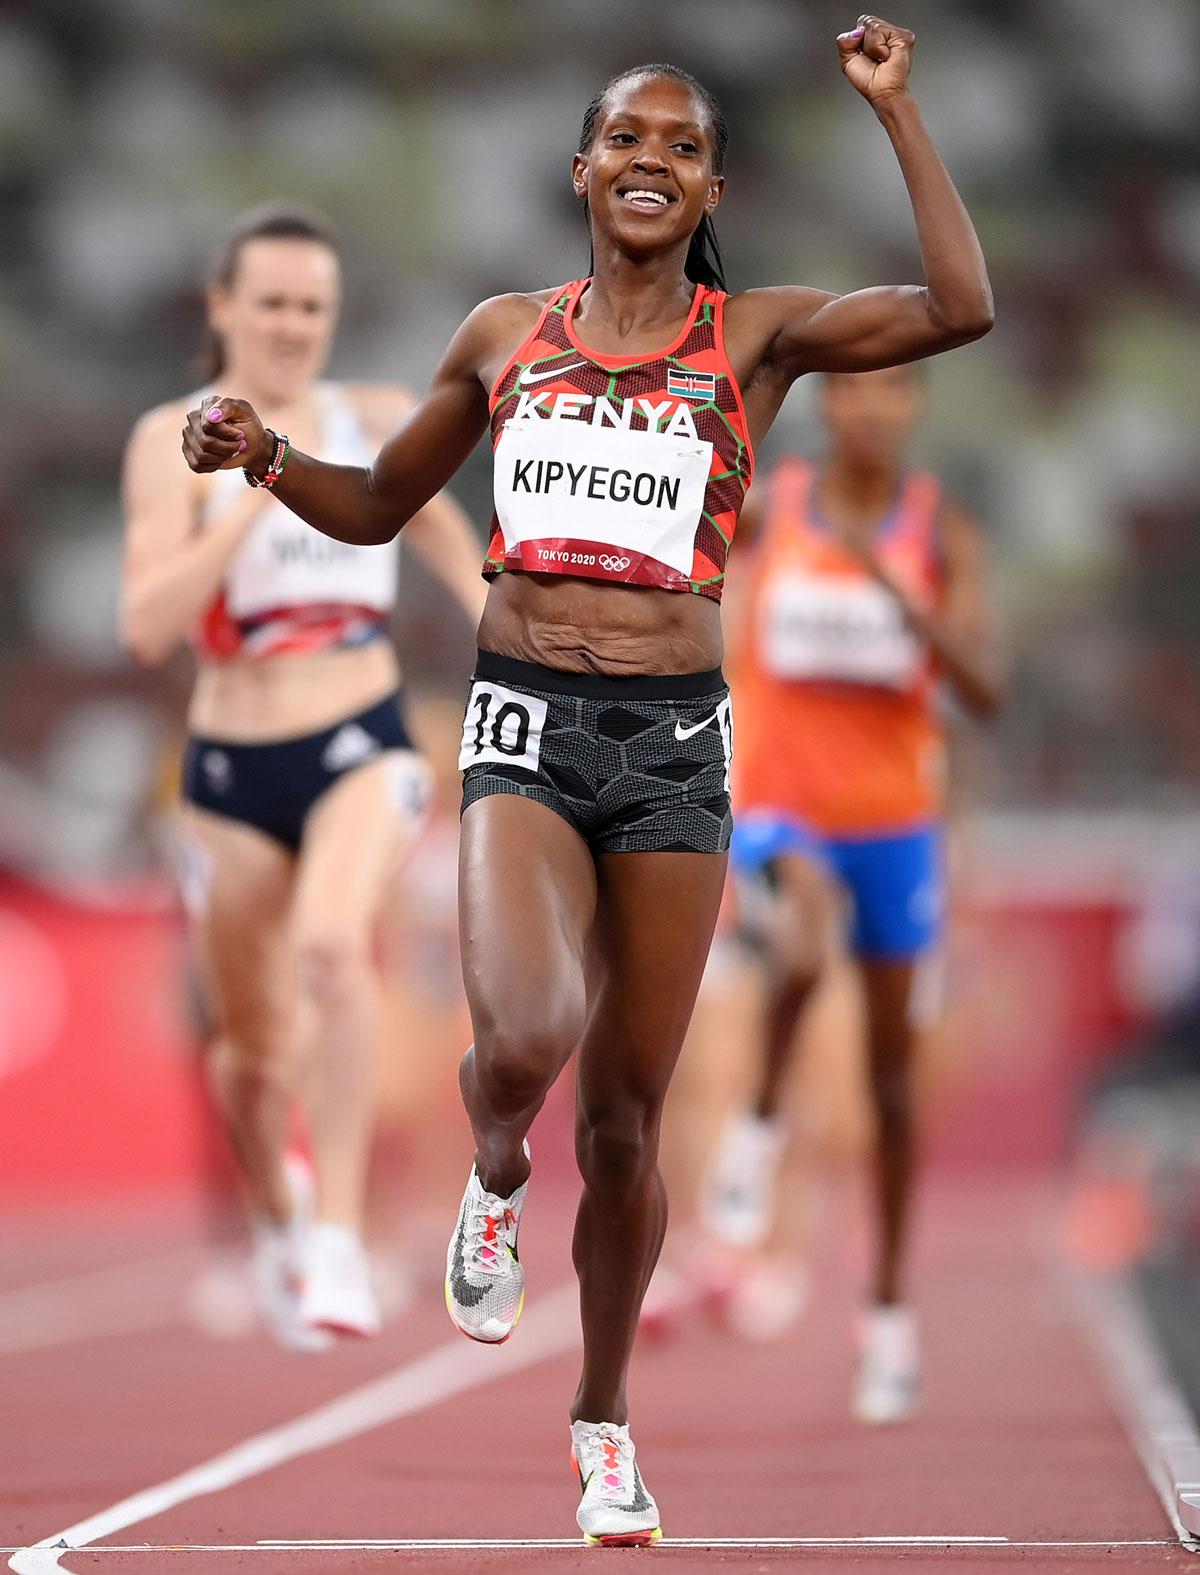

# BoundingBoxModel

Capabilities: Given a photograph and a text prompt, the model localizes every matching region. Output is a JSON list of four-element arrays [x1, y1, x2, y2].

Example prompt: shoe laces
[[579, 1424, 635, 1499], [464, 1202, 517, 1276]]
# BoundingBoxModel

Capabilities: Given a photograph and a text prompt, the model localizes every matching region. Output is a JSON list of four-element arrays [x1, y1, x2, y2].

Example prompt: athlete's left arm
[[743, 17, 994, 379], [863, 498, 1006, 716], [352, 385, 487, 628]]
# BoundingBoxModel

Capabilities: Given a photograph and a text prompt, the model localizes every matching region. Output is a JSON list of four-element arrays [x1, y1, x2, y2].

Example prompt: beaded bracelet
[[244, 429, 290, 490]]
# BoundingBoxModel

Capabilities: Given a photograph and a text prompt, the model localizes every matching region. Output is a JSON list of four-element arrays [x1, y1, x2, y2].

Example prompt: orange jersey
[[733, 457, 946, 836], [484, 279, 753, 601]]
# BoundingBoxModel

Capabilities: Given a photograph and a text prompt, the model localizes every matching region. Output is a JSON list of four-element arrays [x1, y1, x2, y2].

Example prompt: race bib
[[760, 573, 923, 689], [226, 499, 399, 619], [494, 417, 711, 578], [458, 681, 548, 772]]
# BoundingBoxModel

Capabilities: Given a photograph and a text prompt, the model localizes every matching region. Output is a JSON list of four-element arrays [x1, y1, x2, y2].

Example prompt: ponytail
[[684, 216, 726, 292]]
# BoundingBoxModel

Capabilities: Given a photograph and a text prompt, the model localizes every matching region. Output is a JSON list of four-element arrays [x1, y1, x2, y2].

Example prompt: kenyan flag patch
[[667, 368, 717, 401]]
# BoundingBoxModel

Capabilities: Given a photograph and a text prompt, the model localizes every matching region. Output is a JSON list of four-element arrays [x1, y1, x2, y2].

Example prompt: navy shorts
[[183, 691, 423, 853], [459, 651, 733, 855], [731, 812, 944, 960]]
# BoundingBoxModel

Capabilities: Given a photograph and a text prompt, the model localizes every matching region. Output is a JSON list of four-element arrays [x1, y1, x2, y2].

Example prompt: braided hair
[[577, 64, 728, 292]]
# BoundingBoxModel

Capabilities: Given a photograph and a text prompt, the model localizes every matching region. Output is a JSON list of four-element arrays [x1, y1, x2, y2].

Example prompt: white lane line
[[1074, 1269, 1200, 1549], [256, 1538, 1170, 1550], [0, 1249, 207, 1358], [0, 1537, 1184, 1553], [8, 1283, 581, 1575], [268, 1537, 1012, 1548]]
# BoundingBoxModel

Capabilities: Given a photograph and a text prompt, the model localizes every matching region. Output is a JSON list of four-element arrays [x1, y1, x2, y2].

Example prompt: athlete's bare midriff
[[188, 638, 401, 741], [477, 571, 723, 676]]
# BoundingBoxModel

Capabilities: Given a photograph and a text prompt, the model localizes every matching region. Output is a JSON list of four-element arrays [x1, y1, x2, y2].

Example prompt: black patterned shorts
[[459, 650, 732, 855]]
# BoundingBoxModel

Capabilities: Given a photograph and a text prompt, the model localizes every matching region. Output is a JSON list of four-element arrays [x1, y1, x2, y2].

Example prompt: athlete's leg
[[458, 795, 597, 1197], [752, 851, 844, 1119], [846, 825, 943, 1309], [178, 806, 296, 1222], [703, 849, 843, 1250], [292, 752, 429, 1231], [570, 848, 727, 1425], [859, 957, 921, 1306]]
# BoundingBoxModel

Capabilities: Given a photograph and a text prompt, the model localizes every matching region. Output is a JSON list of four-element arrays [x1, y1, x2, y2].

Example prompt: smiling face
[[573, 73, 724, 266], [207, 236, 341, 402]]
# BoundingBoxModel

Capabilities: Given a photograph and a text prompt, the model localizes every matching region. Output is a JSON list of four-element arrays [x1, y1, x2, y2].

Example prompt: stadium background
[[1, 0, 1199, 1388]]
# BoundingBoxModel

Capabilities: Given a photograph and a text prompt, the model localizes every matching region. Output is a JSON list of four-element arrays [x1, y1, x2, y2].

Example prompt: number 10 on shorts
[[458, 681, 548, 772]]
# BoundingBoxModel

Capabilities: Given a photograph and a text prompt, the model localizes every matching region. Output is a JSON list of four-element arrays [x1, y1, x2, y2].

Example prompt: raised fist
[[837, 15, 915, 106]]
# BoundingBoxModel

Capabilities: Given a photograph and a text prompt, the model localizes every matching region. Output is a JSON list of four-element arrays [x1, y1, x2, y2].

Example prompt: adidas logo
[[321, 723, 381, 773], [201, 749, 232, 792]]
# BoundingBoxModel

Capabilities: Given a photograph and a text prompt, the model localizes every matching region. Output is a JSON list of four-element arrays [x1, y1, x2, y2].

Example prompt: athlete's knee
[[473, 1017, 575, 1115], [208, 1029, 291, 1095], [761, 905, 829, 987], [295, 928, 372, 1008], [764, 943, 822, 997], [575, 1092, 662, 1192]]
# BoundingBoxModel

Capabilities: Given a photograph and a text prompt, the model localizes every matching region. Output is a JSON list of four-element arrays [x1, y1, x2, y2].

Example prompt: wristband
[[244, 430, 290, 490]]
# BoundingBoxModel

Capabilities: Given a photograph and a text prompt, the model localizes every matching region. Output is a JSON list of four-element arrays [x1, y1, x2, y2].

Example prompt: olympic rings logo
[[598, 554, 631, 572]]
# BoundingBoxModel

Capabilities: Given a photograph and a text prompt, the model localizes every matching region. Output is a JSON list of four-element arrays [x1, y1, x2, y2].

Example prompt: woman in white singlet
[[121, 204, 484, 1350]]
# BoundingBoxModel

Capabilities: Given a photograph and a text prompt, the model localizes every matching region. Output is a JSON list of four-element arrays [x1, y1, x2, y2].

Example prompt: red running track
[[1, 1176, 1191, 1574]]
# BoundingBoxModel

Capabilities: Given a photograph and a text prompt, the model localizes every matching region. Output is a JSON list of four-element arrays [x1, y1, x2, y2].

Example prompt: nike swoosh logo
[[448, 1216, 492, 1308], [619, 1468, 654, 1515], [518, 361, 588, 386], [674, 712, 718, 742]]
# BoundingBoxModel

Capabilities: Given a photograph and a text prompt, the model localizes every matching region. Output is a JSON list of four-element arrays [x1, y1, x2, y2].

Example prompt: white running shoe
[[571, 1420, 662, 1548], [444, 1146, 528, 1343], [701, 1111, 787, 1249], [298, 1223, 382, 1338], [250, 1154, 332, 1353], [854, 1305, 920, 1424]]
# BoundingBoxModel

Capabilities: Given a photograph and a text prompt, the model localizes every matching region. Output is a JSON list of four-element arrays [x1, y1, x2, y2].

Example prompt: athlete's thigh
[[459, 795, 598, 1039], [176, 804, 295, 1031], [579, 849, 729, 1100], [768, 850, 846, 972], [294, 751, 432, 944], [859, 957, 921, 1076]]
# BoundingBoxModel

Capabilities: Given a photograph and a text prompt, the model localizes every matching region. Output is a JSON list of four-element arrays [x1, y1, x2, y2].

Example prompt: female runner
[[123, 204, 484, 1351], [704, 363, 1005, 1420], [184, 18, 993, 1541]]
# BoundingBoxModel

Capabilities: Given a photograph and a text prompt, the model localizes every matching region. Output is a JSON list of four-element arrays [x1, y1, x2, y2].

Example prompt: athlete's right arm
[[121, 403, 266, 666], [183, 300, 505, 547]]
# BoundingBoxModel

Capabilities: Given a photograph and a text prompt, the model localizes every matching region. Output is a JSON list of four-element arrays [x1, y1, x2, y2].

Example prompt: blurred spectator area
[[1, 0, 1200, 880]]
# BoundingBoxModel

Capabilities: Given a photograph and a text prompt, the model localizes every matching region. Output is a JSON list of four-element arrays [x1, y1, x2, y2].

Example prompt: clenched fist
[[837, 15, 915, 106], [182, 398, 270, 475]]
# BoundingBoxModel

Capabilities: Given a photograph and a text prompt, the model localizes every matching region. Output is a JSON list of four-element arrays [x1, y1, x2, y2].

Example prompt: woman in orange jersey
[[706, 363, 1004, 1421], [122, 205, 484, 1351], [184, 18, 992, 1542]]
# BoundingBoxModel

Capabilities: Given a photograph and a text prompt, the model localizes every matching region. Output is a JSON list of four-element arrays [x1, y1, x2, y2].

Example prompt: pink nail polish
[[851, 26, 865, 37], [238, 438, 247, 451], [206, 406, 223, 423]]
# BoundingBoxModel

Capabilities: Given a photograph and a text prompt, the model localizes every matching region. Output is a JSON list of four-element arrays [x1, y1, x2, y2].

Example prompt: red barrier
[[0, 827, 1172, 1200], [0, 874, 224, 1200], [931, 897, 1140, 1167]]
